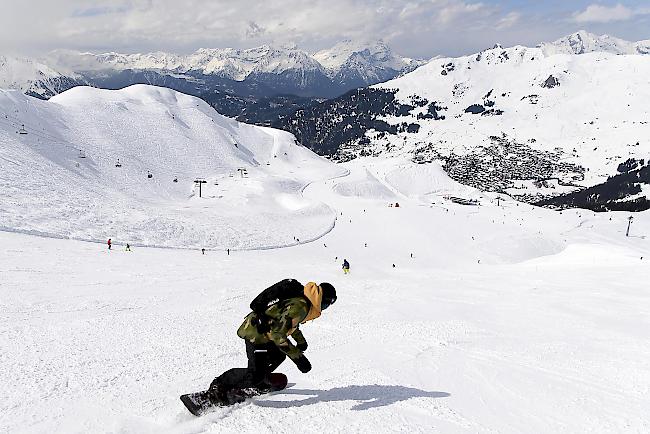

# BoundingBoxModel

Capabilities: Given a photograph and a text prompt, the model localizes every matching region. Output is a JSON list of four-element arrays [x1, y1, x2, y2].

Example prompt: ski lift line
[[2, 113, 252, 173], [0, 115, 80, 151], [0, 121, 78, 153], [0, 115, 107, 162], [0, 111, 90, 148]]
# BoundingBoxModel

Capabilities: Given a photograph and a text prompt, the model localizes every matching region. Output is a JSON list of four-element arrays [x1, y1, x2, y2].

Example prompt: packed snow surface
[[0, 85, 343, 249], [2, 87, 650, 433]]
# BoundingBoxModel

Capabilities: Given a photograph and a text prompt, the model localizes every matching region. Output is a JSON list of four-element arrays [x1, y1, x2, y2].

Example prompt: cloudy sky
[[3, 0, 650, 58]]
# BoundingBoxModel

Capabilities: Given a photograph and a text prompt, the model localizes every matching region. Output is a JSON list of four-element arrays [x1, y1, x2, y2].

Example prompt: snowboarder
[[107, 239, 112, 250], [207, 279, 337, 405], [342, 259, 350, 274]]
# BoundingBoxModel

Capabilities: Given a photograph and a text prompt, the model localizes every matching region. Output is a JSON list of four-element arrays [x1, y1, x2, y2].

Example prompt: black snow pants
[[212, 341, 286, 391]]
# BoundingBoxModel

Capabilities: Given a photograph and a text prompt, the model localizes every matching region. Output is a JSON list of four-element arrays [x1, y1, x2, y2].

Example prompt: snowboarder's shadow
[[255, 384, 450, 410]]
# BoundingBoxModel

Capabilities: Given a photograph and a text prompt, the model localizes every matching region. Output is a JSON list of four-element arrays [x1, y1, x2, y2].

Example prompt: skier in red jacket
[[107, 238, 112, 250]]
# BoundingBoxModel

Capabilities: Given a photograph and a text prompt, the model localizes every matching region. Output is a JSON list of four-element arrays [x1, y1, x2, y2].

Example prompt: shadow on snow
[[255, 384, 450, 410]]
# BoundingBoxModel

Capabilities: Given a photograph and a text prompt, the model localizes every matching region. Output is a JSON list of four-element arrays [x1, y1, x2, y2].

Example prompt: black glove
[[296, 341, 308, 352], [293, 355, 312, 373], [251, 314, 270, 334]]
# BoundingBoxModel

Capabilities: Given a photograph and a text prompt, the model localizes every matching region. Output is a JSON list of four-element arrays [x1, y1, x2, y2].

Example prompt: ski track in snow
[[2, 86, 650, 433]]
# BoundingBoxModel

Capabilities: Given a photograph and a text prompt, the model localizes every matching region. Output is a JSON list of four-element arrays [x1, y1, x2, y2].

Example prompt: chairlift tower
[[626, 216, 634, 237], [194, 178, 207, 197]]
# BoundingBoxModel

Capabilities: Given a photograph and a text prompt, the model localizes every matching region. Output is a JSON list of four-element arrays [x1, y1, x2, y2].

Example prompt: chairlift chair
[[78, 149, 86, 158], [18, 124, 27, 135], [147, 171, 153, 179], [115, 159, 122, 168]]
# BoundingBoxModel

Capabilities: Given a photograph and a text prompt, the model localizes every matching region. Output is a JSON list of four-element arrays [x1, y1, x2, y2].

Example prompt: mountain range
[[2, 31, 650, 210], [1, 40, 423, 100], [276, 31, 650, 208]]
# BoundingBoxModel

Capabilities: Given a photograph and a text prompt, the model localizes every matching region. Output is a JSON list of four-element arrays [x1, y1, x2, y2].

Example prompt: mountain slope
[[0, 55, 86, 99], [0, 85, 344, 248], [44, 41, 422, 99], [540, 30, 650, 55], [314, 40, 424, 89], [278, 32, 650, 204], [2, 154, 650, 432]]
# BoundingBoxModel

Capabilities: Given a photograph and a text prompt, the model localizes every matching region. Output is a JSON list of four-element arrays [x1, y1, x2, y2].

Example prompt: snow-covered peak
[[314, 39, 423, 76], [0, 55, 84, 99], [44, 41, 420, 83], [540, 30, 649, 56], [47, 45, 326, 81], [0, 56, 68, 88]]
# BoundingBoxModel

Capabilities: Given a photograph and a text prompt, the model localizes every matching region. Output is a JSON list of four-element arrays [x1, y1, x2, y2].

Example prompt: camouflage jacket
[[237, 282, 323, 360], [237, 298, 310, 359]]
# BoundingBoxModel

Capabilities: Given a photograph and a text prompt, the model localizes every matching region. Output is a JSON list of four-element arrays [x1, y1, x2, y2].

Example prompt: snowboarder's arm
[[291, 328, 308, 351], [267, 302, 310, 359]]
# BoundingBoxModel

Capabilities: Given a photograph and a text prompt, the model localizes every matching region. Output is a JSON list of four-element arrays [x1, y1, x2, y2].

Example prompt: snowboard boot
[[208, 380, 230, 405]]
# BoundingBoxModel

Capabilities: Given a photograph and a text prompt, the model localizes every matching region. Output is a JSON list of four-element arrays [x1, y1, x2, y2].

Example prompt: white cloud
[[573, 3, 650, 23], [5, 0, 647, 60], [496, 11, 521, 30], [437, 2, 485, 25], [0, 0, 507, 56]]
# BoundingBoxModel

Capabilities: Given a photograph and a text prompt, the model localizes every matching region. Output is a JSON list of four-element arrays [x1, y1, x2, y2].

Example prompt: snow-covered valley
[[1, 85, 650, 433]]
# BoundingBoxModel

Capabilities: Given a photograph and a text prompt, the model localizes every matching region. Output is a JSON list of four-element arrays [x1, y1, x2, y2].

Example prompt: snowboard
[[180, 373, 288, 416]]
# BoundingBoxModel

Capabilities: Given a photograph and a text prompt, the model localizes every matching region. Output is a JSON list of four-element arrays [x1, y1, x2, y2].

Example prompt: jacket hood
[[301, 282, 322, 323]]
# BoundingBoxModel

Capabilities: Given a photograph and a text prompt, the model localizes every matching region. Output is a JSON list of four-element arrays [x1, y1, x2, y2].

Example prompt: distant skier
[[207, 279, 337, 405], [126, 243, 131, 252], [107, 238, 112, 250], [201, 248, 205, 255], [342, 259, 350, 274]]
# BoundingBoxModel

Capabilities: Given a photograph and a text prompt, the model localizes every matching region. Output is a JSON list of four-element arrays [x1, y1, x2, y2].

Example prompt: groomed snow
[[2, 87, 650, 433], [0, 85, 344, 249], [2, 154, 650, 433]]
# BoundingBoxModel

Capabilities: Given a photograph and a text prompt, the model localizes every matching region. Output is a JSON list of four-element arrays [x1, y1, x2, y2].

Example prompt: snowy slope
[[0, 55, 84, 99], [380, 45, 650, 187], [280, 32, 650, 203], [313, 40, 424, 84], [540, 30, 650, 55], [0, 85, 344, 248], [1, 153, 650, 433]]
